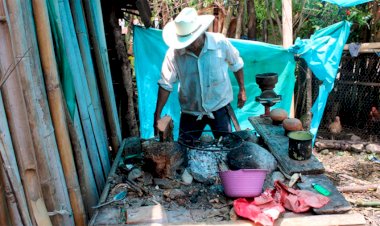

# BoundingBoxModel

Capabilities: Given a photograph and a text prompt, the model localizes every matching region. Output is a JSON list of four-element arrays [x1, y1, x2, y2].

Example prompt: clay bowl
[[282, 118, 303, 135], [270, 108, 288, 125]]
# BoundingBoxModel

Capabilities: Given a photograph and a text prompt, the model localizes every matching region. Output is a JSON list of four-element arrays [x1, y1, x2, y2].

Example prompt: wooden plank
[[127, 204, 168, 225], [149, 213, 365, 225], [297, 174, 352, 214], [249, 117, 324, 176], [275, 213, 365, 226]]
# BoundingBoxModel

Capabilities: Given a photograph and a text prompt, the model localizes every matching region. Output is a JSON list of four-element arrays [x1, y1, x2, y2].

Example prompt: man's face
[[186, 34, 204, 53]]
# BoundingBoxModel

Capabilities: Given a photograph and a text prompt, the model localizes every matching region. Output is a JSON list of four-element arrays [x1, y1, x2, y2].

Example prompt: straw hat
[[162, 7, 215, 49]]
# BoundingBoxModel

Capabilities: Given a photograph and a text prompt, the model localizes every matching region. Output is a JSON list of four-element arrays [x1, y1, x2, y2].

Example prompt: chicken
[[369, 106, 380, 122], [328, 116, 342, 140]]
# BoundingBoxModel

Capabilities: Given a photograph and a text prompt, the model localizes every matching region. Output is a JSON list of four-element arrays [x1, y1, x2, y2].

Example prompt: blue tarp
[[322, 0, 373, 7], [134, 26, 296, 139], [289, 21, 351, 142], [134, 20, 351, 140]]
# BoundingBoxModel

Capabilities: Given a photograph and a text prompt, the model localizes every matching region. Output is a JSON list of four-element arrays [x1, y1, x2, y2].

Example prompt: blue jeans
[[178, 105, 232, 144]]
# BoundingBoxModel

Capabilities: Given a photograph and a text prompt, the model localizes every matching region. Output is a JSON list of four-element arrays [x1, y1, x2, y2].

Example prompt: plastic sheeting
[[134, 26, 296, 139], [289, 21, 351, 142], [322, 0, 373, 7]]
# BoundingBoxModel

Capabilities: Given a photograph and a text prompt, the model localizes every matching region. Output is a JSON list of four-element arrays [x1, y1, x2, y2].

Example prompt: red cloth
[[233, 181, 330, 226]]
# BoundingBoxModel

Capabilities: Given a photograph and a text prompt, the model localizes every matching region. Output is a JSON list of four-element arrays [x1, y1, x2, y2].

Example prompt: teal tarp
[[134, 26, 296, 139], [289, 21, 352, 142], [322, 0, 373, 7]]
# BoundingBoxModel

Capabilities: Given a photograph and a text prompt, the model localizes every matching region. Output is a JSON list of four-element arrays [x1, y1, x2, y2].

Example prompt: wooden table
[[249, 116, 325, 176]]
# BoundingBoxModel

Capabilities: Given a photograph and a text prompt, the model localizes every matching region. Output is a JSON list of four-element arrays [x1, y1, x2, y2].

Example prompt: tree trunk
[[217, 6, 224, 33], [108, 2, 139, 137], [222, 5, 232, 36], [247, 0, 257, 40], [370, 0, 380, 42], [265, 0, 275, 42], [235, 0, 245, 39], [304, 68, 312, 131]]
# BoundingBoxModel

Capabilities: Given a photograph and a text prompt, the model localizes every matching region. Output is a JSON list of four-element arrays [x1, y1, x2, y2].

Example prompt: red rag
[[233, 181, 330, 225]]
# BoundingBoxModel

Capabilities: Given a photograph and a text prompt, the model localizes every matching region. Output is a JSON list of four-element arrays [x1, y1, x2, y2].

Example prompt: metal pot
[[287, 131, 313, 161]]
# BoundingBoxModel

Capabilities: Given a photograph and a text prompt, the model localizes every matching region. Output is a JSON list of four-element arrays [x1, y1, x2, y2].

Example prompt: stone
[[227, 142, 278, 174], [366, 143, 380, 153], [128, 167, 143, 181], [163, 189, 186, 200], [350, 134, 361, 142], [320, 149, 330, 155], [264, 171, 285, 189], [181, 168, 193, 185], [351, 144, 364, 152], [232, 129, 258, 143]]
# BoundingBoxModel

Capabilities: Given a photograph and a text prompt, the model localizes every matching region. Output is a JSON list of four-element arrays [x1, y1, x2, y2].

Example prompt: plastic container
[[219, 169, 267, 198]]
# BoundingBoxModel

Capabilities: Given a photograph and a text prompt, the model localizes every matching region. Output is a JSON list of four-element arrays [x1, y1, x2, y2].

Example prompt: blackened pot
[[287, 131, 313, 161]]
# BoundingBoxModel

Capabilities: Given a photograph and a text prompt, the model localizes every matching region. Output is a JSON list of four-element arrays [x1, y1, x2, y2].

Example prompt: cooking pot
[[287, 131, 313, 161]]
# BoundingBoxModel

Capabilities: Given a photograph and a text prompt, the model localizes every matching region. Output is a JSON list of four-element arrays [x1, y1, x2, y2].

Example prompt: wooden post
[[282, 0, 294, 117], [0, 2, 52, 224], [31, 0, 87, 225], [82, 0, 122, 152], [0, 161, 11, 226], [107, 3, 139, 137]]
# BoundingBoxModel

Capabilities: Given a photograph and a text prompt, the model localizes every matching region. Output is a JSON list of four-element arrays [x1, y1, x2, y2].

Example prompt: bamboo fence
[[0, 0, 122, 224]]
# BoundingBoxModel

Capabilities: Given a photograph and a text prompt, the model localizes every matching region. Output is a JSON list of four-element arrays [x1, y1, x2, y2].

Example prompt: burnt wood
[[297, 174, 352, 214], [249, 117, 325, 176]]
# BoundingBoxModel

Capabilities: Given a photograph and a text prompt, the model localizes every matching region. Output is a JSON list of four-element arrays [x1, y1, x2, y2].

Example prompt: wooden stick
[[0, 160, 12, 226], [356, 201, 380, 207], [89, 139, 126, 226], [338, 184, 379, 193], [0, 15, 6, 22], [338, 173, 371, 185], [82, 0, 122, 152], [32, 0, 87, 224], [69, 0, 109, 149], [344, 42, 380, 52]]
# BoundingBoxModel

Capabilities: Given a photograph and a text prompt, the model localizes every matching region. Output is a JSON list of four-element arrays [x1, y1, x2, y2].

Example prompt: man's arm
[[233, 68, 246, 108], [154, 86, 171, 135]]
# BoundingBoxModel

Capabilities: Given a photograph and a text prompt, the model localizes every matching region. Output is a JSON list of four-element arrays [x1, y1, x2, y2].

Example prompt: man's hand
[[237, 88, 247, 108]]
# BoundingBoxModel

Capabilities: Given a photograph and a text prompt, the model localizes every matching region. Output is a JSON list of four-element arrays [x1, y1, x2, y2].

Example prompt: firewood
[[355, 201, 380, 207], [337, 173, 371, 185], [338, 184, 379, 193], [315, 139, 373, 152], [156, 115, 174, 142]]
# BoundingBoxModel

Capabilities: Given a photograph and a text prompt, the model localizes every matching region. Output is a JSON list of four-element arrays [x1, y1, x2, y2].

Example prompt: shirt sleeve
[[224, 39, 244, 72], [158, 50, 178, 92]]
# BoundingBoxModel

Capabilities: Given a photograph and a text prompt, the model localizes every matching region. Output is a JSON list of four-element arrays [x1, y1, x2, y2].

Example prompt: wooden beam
[[344, 42, 380, 53], [0, 16, 5, 22]]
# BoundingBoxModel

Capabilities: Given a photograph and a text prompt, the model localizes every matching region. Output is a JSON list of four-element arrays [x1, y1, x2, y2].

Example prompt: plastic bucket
[[219, 169, 267, 198], [288, 131, 313, 161]]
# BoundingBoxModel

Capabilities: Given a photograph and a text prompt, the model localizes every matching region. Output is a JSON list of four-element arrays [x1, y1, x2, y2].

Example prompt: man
[[154, 7, 246, 143]]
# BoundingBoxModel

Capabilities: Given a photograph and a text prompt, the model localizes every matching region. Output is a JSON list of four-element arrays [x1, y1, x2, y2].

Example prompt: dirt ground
[[314, 149, 380, 226], [102, 143, 380, 225]]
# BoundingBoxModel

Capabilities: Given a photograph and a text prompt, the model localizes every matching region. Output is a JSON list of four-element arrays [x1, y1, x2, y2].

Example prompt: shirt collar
[[177, 32, 217, 56]]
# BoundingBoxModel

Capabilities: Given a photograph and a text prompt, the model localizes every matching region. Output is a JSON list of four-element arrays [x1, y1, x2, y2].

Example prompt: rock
[[153, 178, 180, 189], [143, 172, 153, 186], [128, 167, 143, 181], [200, 134, 214, 143], [350, 134, 361, 142], [227, 142, 277, 174], [163, 189, 186, 200], [264, 171, 285, 189], [366, 144, 380, 153], [181, 168, 193, 185], [320, 149, 330, 155], [232, 130, 258, 143], [351, 144, 364, 152]]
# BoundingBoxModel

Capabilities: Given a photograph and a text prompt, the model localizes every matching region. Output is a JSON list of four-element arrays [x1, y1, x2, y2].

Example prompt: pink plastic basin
[[219, 169, 267, 198]]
